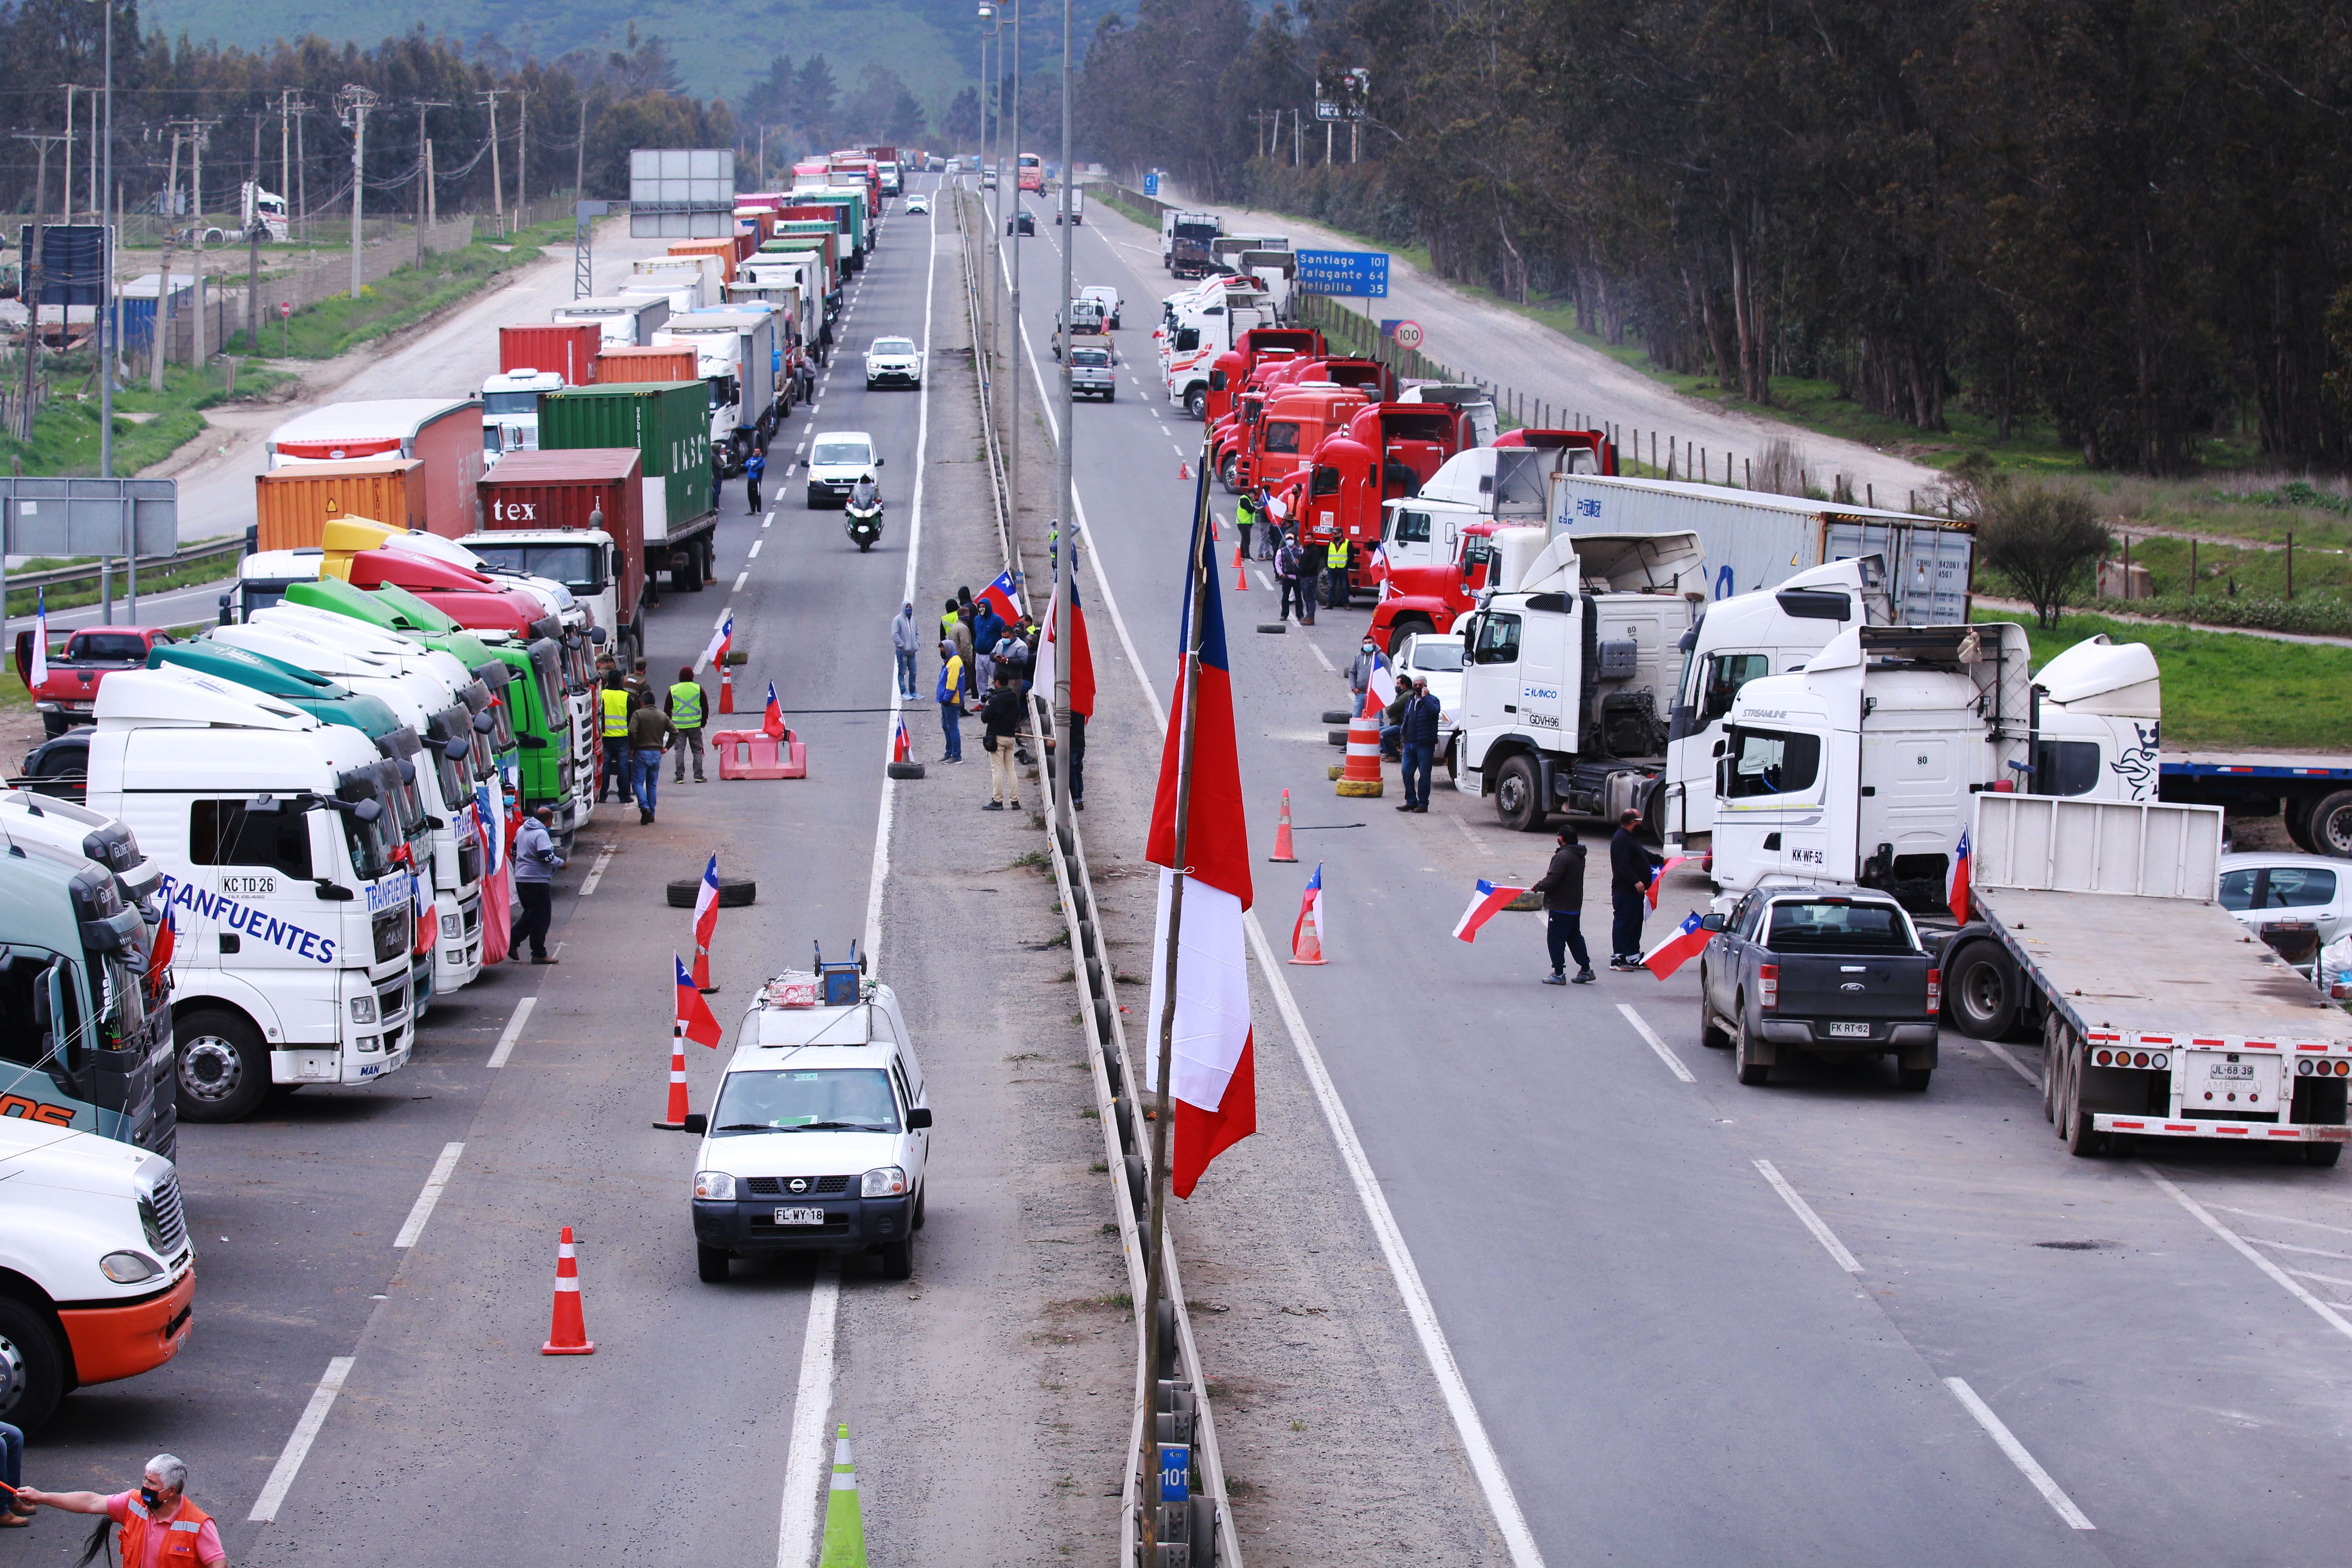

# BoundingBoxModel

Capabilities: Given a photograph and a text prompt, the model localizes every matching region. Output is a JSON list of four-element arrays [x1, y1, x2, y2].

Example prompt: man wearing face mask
[[15, 1453, 224, 1566]]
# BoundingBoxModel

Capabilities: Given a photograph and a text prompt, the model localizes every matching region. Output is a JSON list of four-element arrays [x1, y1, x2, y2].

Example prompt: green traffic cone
[[819, 1421, 867, 1568]]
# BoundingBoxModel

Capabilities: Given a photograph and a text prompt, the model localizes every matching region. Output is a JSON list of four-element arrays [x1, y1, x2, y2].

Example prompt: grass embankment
[[263, 217, 575, 359], [0, 357, 298, 478], [1977, 608, 2352, 752]]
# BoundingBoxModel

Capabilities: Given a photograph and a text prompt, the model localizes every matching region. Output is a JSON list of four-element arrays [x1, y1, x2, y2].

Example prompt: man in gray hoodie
[[510, 805, 565, 965], [891, 602, 922, 699]]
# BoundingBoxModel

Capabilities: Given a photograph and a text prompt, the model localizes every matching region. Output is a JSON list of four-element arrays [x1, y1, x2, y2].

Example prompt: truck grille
[[140, 1175, 188, 1256], [372, 909, 410, 965], [747, 1175, 852, 1196], [377, 977, 410, 1021]]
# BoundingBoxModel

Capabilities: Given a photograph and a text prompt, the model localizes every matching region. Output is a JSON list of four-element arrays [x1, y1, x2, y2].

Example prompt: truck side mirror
[[473, 712, 496, 734], [907, 1106, 933, 1130], [589, 626, 608, 646], [443, 738, 471, 762], [1700, 913, 1726, 932], [313, 880, 355, 902]]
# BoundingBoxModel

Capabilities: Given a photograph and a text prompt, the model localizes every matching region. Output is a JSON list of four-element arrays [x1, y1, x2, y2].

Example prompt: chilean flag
[[29, 589, 47, 688], [1036, 572, 1097, 721], [1452, 879, 1525, 943], [1362, 648, 1396, 719], [763, 681, 787, 740], [1947, 830, 1971, 923], [977, 570, 1020, 623], [1289, 863, 1326, 965], [1643, 912, 1710, 980], [892, 718, 911, 764], [691, 854, 721, 991], [145, 911, 176, 993], [676, 955, 724, 1047], [700, 609, 734, 671], [1646, 856, 1694, 911], [1143, 508, 1255, 1200]]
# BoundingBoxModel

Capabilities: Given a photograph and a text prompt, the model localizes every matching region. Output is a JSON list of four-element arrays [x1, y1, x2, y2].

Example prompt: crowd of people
[[915, 588, 1065, 806], [593, 653, 710, 826]]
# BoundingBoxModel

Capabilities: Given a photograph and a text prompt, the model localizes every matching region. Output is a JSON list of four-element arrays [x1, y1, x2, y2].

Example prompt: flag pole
[[1137, 433, 1216, 1555]]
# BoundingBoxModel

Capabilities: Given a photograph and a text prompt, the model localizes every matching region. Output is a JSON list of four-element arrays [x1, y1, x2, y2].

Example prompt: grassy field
[[263, 218, 576, 360], [0, 357, 299, 478], [1977, 607, 2352, 752]]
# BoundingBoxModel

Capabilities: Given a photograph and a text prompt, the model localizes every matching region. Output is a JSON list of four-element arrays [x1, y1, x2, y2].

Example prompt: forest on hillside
[[1079, 0, 2352, 474]]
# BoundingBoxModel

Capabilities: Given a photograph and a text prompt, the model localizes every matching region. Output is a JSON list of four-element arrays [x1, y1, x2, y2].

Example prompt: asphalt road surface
[[996, 183, 2352, 1567]]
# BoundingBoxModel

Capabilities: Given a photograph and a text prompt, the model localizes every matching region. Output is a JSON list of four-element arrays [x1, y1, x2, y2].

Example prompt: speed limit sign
[[1392, 319, 1423, 349]]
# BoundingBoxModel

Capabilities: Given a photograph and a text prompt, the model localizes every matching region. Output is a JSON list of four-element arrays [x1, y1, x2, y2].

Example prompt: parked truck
[[468, 447, 650, 665], [552, 294, 672, 348], [538, 382, 718, 598], [482, 323, 603, 459], [252, 457, 427, 551], [239, 180, 289, 241], [1161, 210, 1222, 276], [657, 307, 780, 475], [265, 400, 485, 539]]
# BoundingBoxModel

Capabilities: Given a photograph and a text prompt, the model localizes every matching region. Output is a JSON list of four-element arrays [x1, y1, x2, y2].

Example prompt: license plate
[[2184, 1052, 2279, 1111], [774, 1207, 826, 1226], [1826, 1021, 1872, 1039]]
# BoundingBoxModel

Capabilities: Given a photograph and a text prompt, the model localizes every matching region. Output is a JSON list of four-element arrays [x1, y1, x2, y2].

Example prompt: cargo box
[[499, 323, 602, 385], [536, 383, 713, 544], [253, 457, 425, 552]]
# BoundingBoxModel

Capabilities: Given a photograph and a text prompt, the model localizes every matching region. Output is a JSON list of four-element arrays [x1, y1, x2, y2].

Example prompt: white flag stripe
[[1142, 871, 1251, 1115]]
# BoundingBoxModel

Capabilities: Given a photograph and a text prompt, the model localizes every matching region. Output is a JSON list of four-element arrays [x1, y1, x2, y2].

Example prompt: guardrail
[[951, 180, 1240, 1568], [6, 537, 241, 597]]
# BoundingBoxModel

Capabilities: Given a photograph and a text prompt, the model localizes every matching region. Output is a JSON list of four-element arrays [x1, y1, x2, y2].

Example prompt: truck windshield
[[378, 728, 431, 842], [426, 709, 474, 820], [527, 642, 565, 732], [1764, 901, 1917, 955], [468, 543, 603, 592], [483, 392, 539, 415], [1072, 349, 1109, 368], [711, 1068, 901, 1133], [469, 667, 520, 753], [336, 768, 401, 882]]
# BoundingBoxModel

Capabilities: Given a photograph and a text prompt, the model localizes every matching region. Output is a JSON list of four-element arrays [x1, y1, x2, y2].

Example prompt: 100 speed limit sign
[[1392, 320, 1424, 349]]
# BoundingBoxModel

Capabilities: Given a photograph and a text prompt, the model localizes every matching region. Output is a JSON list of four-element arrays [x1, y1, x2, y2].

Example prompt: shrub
[[1977, 484, 2111, 627]]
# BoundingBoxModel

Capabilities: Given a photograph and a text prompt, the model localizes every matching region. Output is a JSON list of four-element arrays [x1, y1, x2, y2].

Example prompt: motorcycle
[[844, 493, 884, 553]]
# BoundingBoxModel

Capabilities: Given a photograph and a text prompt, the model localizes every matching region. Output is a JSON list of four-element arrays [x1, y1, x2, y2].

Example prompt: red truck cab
[[342, 550, 554, 642], [15, 625, 177, 736], [1244, 383, 1372, 500], [1368, 519, 1512, 654]]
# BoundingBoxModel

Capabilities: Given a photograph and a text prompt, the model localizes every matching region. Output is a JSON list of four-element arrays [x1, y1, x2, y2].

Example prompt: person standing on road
[[980, 671, 1026, 811], [948, 603, 977, 699], [1325, 539, 1350, 608], [625, 658, 652, 701], [892, 602, 922, 700], [1275, 531, 1302, 621], [1347, 638, 1383, 711], [1294, 539, 1322, 626], [1396, 678, 1441, 813], [1531, 828, 1596, 985], [936, 637, 965, 762], [509, 805, 565, 965], [666, 666, 709, 784], [598, 673, 634, 805], [745, 448, 766, 514], [1234, 491, 1256, 563], [1610, 808, 1662, 970], [627, 696, 677, 825], [14, 1454, 224, 1566], [970, 598, 1006, 693], [0, 1419, 28, 1527], [1379, 677, 1412, 761]]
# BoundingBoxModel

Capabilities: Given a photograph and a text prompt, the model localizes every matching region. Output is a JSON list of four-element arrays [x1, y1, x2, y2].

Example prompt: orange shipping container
[[667, 238, 740, 284], [253, 457, 424, 553], [593, 345, 701, 384]]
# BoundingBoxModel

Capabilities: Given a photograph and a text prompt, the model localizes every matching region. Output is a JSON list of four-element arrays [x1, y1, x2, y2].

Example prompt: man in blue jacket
[[1609, 808, 1662, 970], [1395, 678, 1443, 813]]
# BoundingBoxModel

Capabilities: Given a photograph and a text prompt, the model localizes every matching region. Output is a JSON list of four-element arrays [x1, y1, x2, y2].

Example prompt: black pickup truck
[[1696, 884, 1941, 1090]]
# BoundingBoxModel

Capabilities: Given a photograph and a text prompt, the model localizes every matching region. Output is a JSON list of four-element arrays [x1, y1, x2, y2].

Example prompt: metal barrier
[[949, 181, 1240, 1568]]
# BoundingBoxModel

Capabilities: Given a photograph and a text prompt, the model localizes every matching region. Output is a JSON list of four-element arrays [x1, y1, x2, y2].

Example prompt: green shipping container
[[537, 382, 714, 543]]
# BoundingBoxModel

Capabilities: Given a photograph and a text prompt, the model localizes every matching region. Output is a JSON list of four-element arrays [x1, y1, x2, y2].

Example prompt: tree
[[794, 56, 839, 140], [1977, 484, 2111, 629], [941, 87, 981, 146]]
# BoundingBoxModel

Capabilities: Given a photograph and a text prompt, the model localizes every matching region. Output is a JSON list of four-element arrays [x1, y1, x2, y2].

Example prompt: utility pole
[[100, 0, 114, 479], [515, 90, 528, 226], [1008, 0, 1021, 571], [288, 92, 310, 242], [573, 96, 586, 206], [149, 127, 183, 392], [339, 85, 377, 299], [186, 119, 219, 370], [481, 91, 506, 231], [12, 133, 67, 439], [62, 88, 81, 220], [412, 98, 450, 263], [1053, 0, 1074, 828]]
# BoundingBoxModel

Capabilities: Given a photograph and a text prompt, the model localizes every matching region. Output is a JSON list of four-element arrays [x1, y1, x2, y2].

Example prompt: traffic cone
[[819, 1423, 868, 1568], [1291, 892, 1326, 966], [1335, 711, 1385, 797], [1235, 557, 1250, 592], [653, 1022, 691, 1128], [719, 667, 736, 715], [1268, 789, 1297, 862], [1178, 460, 1190, 480], [1231, 539, 1245, 567], [539, 1227, 595, 1355]]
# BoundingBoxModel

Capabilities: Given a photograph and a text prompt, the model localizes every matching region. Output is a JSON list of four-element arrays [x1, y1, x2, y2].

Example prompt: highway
[[1001, 184, 2352, 1567]]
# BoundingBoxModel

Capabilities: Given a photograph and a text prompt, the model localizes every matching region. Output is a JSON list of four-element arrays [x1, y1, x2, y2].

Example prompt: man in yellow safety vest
[[599, 675, 635, 804], [666, 666, 709, 783]]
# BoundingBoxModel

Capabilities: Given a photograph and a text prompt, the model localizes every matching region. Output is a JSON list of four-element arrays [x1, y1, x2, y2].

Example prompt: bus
[[1018, 153, 1043, 192]]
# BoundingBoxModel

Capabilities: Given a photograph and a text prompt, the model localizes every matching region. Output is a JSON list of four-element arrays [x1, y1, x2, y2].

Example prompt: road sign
[[1143, 172, 1160, 197], [629, 148, 736, 238], [1392, 319, 1424, 349], [1295, 249, 1389, 299], [279, 301, 293, 319], [0, 477, 178, 557]]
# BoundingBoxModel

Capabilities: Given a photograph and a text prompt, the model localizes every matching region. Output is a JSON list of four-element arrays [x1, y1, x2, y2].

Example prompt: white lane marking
[[579, 841, 617, 897], [249, 1357, 357, 1521], [1754, 1158, 1862, 1273], [796, 440, 807, 454], [1239, 911, 1549, 1568], [1450, 816, 1492, 857], [2287, 1266, 2352, 1289], [1254, 569, 1274, 593], [392, 1142, 464, 1249], [1305, 640, 1335, 673], [714, 607, 732, 628], [2237, 1236, 2352, 1261], [763, 516, 774, 530], [1979, 1039, 2039, 1087], [2142, 1164, 2352, 1342], [764, 510, 776, 524], [486, 995, 537, 1070], [749, 539, 764, 559], [775, 1258, 843, 1563], [1616, 1003, 1695, 1083], [734, 570, 750, 592], [2211, 1202, 2352, 1236], [1942, 1377, 2097, 1530]]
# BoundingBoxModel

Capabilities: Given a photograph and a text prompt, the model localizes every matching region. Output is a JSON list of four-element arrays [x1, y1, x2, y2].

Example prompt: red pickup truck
[[14, 625, 178, 736]]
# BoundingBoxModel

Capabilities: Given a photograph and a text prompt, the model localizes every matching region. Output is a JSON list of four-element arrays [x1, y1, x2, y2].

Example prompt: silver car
[[1069, 343, 1117, 401], [2219, 852, 2351, 971]]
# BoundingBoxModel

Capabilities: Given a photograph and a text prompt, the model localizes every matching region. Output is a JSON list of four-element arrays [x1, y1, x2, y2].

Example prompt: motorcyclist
[[849, 473, 882, 512]]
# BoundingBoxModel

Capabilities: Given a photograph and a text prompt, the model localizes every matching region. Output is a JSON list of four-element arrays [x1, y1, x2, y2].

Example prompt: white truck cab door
[[1713, 723, 1832, 889]]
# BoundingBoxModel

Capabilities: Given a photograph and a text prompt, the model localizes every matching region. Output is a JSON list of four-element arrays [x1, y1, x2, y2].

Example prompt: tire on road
[[1184, 387, 1207, 419], [0, 1294, 66, 1435], [2308, 789, 2352, 858], [667, 875, 758, 909], [175, 1007, 272, 1123], [2063, 1042, 2109, 1157], [1495, 755, 1545, 833], [1321, 710, 1353, 725], [877, 1238, 912, 1280], [1734, 1010, 1770, 1086], [1944, 939, 2018, 1039], [696, 1245, 731, 1283]]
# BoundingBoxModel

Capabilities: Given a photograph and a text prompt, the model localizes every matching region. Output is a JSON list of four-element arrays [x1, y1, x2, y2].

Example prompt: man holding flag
[[1529, 828, 1595, 984]]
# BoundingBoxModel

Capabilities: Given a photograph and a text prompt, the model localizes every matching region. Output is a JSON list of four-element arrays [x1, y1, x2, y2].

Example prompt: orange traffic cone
[[1235, 556, 1250, 591], [1268, 789, 1297, 862], [719, 667, 735, 715], [539, 1226, 595, 1355], [1335, 712, 1385, 797], [1178, 460, 1191, 480], [654, 1022, 689, 1128], [1231, 539, 1245, 568], [1290, 886, 1326, 965]]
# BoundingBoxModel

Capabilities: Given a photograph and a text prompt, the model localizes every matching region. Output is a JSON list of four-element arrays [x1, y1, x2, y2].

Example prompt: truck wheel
[[1734, 1013, 1770, 1086], [1444, 736, 1460, 783], [1218, 451, 1240, 493], [807, 489, 825, 510], [1386, 617, 1432, 657], [696, 1245, 732, 1283], [2063, 1043, 2108, 1157], [1700, 1001, 1730, 1051], [2308, 789, 2352, 858], [2306, 1144, 2344, 1168], [1945, 940, 2017, 1039], [2043, 1016, 2065, 1124], [175, 1008, 271, 1123], [1897, 1066, 1933, 1091], [1495, 756, 1544, 833], [877, 1239, 913, 1280], [1184, 387, 1207, 419], [2286, 795, 2318, 852], [0, 1295, 66, 1435]]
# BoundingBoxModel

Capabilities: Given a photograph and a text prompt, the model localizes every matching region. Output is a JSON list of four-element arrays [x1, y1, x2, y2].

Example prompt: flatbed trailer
[[2159, 751, 2352, 857], [1961, 793, 2352, 1161]]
